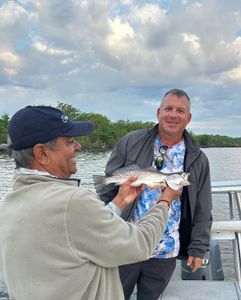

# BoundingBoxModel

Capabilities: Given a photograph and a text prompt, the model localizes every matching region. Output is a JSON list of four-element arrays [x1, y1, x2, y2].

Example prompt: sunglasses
[[155, 145, 168, 170]]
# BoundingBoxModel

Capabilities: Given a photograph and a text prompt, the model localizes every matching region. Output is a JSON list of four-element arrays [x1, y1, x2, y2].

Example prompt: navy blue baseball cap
[[8, 105, 95, 150]]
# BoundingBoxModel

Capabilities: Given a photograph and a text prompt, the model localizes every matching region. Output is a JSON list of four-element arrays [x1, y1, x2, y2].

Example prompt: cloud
[[0, 51, 22, 75], [0, 0, 241, 137]]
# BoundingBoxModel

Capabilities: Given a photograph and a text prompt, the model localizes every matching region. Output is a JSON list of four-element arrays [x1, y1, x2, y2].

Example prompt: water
[[0, 148, 241, 296]]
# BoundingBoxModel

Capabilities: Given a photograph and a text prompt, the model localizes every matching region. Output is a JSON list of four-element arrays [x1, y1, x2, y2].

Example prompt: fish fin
[[92, 175, 107, 192], [145, 166, 158, 173], [146, 166, 183, 175], [112, 164, 141, 176]]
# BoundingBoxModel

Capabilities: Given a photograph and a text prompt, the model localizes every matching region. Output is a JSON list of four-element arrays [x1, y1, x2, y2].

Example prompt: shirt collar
[[15, 168, 81, 186], [15, 168, 57, 178]]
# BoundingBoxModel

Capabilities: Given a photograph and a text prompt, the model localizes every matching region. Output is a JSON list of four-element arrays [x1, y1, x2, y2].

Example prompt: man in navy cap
[[0, 105, 180, 300]]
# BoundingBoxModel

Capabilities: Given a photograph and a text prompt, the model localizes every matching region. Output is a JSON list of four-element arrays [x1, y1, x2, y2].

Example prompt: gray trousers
[[119, 257, 176, 300]]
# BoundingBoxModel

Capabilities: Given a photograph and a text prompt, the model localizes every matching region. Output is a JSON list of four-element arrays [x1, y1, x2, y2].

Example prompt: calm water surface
[[1, 148, 240, 197], [0, 148, 241, 294]]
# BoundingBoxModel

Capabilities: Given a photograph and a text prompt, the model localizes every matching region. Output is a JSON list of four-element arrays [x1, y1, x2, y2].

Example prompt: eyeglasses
[[155, 145, 168, 170]]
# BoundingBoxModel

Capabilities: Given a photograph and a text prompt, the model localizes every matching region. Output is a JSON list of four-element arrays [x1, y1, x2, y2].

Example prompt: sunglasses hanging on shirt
[[154, 145, 168, 170]]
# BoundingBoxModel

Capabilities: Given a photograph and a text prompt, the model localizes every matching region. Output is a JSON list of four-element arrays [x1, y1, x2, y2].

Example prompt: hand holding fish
[[158, 186, 182, 208], [112, 176, 145, 211], [93, 164, 190, 192]]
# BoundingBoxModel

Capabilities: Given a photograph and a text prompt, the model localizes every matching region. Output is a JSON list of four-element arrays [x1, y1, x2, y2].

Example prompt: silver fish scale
[[106, 170, 168, 185]]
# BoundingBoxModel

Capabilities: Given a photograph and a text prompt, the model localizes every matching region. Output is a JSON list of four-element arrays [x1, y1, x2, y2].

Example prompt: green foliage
[[193, 134, 241, 148], [56, 102, 81, 120], [0, 113, 10, 144], [0, 102, 241, 150], [56, 102, 155, 149]]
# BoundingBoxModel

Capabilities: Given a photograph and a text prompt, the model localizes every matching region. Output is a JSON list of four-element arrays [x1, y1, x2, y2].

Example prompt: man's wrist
[[156, 199, 171, 208], [107, 201, 122, 216], [112, 195, 126, 211]]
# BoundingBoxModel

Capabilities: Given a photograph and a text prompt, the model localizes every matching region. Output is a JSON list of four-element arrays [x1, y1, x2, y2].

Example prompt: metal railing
[[211, 180, 241, 286]]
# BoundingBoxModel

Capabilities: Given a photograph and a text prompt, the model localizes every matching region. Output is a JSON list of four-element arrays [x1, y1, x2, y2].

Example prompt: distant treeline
[[1, 102, 241, 150]]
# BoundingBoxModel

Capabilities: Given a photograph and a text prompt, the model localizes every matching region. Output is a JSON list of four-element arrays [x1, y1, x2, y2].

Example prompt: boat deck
[[160, 280, 241, 300]]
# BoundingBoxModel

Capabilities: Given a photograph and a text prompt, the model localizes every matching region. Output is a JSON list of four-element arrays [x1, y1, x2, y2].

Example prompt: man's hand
[[159, 186, 182, 205], [112, 176, 144, 211], [187, 255, 203, 272]]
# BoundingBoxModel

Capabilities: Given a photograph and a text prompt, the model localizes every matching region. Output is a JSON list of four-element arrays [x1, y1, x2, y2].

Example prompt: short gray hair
[[161, 88, 191, 108], [8, 136, 58, 169]]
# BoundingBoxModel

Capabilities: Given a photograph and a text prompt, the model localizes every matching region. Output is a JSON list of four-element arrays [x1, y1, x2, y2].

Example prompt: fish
[[93, 164, 190, 191]]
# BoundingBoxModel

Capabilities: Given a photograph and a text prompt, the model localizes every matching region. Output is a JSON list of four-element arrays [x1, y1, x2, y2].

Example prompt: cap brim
[[63, 121, 95, 137]]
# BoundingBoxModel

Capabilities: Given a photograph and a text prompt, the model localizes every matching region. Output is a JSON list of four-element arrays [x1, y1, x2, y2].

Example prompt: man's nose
[[74, 140, 81, 151], [169, 109, 178, 117]]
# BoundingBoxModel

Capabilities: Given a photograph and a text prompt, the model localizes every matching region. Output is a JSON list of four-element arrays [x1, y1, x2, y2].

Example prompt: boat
[[0, 180, 241, 300]]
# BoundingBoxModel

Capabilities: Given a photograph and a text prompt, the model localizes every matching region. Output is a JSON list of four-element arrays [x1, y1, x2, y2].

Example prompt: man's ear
[[32, 144, 50, 166], [188, 112, 192, 124], [156, 107, 161, 119]]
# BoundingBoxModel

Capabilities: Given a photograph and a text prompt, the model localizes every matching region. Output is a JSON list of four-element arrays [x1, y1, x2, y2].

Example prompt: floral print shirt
[[131, 137, 185, 258]]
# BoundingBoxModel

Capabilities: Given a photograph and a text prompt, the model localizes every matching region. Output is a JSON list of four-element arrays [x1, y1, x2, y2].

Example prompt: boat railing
[[161, 180, 241, 299], [211, 220, 241, 286], [211, 180, 241, 286], [212, 180, 241, 220]]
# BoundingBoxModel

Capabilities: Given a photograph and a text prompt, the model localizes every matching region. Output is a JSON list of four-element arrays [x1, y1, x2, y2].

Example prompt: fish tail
[[93, 175, 107, 192]]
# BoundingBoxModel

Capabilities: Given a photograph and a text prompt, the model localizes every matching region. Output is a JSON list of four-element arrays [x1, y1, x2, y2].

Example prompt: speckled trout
[[93, 165, 190, 191]]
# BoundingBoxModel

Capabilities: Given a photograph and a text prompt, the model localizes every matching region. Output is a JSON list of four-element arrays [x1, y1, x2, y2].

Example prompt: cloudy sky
[[0, 0, 241, 137]]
